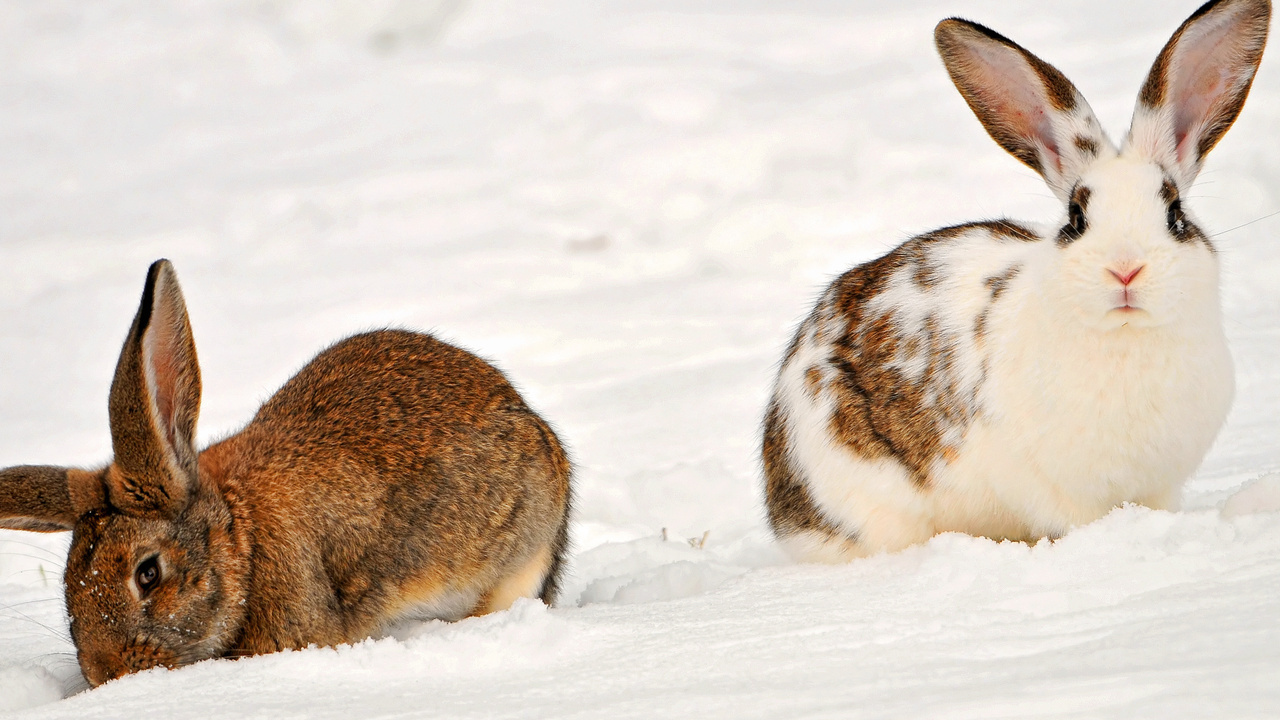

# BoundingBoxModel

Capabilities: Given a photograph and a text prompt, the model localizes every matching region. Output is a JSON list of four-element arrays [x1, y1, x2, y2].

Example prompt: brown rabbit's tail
[[532, 414, 573, 606], [537, 506, 571, 605]]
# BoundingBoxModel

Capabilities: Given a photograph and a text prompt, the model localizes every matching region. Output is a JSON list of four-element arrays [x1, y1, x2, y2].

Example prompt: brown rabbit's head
[[0, 260, 251, 686]]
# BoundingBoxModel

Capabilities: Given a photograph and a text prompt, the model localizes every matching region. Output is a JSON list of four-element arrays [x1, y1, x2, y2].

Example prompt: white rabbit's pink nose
[[1108, 266, 1144, 286]]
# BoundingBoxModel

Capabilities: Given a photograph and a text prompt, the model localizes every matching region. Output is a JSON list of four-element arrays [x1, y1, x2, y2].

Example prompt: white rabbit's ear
[[1128, 0, 1270, 188], [107, 259, 202, 517], [935, 19, 1112, 200]]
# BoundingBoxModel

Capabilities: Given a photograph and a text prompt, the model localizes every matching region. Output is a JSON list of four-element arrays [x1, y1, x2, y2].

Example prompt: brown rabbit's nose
[[81, 653, 125, 687], [1108, 266, 1144, 286]]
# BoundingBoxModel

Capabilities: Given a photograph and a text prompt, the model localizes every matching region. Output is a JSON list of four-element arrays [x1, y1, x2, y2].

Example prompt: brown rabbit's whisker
[[0, 545, 69, 563], [61, 673, 91, 696], [39, 651, 80, 660], [3, 564, 64, 577], [0, 538, 70, 562], [0, 556, 67, 574], [0, 606, 73, 643], [0, 597, 64, 610]]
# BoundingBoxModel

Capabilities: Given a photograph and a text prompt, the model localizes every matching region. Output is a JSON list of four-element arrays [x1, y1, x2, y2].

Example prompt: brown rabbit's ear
[[0, 465, 76, 531], [107, 260, 202, 518], [1128, 0, 1270, 187], [0, 466, 107, 531], [935, 19, 1113, 200]]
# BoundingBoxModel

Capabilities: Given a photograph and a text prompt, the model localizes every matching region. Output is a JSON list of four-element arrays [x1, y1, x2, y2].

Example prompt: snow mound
[[1221, 472, 1280, 518], [0, 665, 64, 713], [583, 558, 744, 605], [391, 596, 582, 673], [569, 532, 785, 606]]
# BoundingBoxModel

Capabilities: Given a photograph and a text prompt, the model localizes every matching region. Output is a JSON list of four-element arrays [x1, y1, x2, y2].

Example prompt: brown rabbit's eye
[[135, 557, 161, 596]]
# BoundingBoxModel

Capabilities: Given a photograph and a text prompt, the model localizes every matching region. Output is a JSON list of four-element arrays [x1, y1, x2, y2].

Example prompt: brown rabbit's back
[[200, 330, 571, 652]]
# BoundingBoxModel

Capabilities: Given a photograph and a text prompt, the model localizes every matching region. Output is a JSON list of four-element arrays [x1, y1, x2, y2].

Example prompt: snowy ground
[[2, 0, 1280, 717]]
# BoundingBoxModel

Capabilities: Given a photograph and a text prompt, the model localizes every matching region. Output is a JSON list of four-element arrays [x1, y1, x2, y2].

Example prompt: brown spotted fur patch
[[975, 264, 1022, 344], [765, 220, 1030, 538], [762, 399, 856, 542], [820, 229, 1005, 484], [1074, 135, 1100, 157]]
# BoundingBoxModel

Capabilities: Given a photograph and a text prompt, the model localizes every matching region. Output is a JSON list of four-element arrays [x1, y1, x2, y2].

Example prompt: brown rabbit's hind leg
[[534, 502, 571, 606], [382, 573, 483, 628], [471, 544, 554, 616]]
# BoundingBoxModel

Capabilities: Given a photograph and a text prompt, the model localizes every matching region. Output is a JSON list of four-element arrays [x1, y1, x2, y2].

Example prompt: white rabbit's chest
[[933, 306, 1235, 537]]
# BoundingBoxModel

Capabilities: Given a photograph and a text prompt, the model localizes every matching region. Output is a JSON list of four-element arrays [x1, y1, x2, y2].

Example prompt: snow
[[2, 0, 1279, 716]]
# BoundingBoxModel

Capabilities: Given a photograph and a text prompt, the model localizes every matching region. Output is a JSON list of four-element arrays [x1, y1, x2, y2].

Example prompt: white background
[[2, 1, 1279, 717]]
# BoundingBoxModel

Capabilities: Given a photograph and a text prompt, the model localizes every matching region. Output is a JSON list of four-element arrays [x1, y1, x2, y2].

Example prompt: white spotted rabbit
[[764, 0, 1269, 561], [0, 260, 572, 686]]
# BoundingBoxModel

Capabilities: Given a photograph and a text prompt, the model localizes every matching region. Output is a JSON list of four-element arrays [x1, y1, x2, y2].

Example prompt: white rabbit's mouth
[[1107, 284, 1149, 317], [1110, 305, 1147, 319], [1112, 289, 1143, 313], [1101, 304, 1156, 330]]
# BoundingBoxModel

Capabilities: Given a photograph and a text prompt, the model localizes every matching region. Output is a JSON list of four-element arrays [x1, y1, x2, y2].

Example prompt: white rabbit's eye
[[1059, 201, 1087, 243], [1167, 199, 1187, 237], [1057, 186, 1091, 246], [135, 556, 161, 596]]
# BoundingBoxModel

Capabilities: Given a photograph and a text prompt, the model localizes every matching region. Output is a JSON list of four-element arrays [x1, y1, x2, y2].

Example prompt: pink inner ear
[[967, 43, 1062, 171], [142, 288, 186, 452], [1168, 8, 1257, 162]]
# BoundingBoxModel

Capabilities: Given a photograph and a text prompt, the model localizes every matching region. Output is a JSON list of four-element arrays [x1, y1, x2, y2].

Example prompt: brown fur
[[0, 466, 75, 531], [1074, 135, 1100, 158], [0, 259, 573, 686], [763, 222, 1031, 518], [205, 331, 571, 652], [975, 264, 1022, 342], [824, 225, 1029, 483], [762, 399, 853, 543]]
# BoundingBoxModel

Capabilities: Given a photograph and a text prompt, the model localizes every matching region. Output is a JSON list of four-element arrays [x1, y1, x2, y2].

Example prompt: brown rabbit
[[0, 259, 573, 687]]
